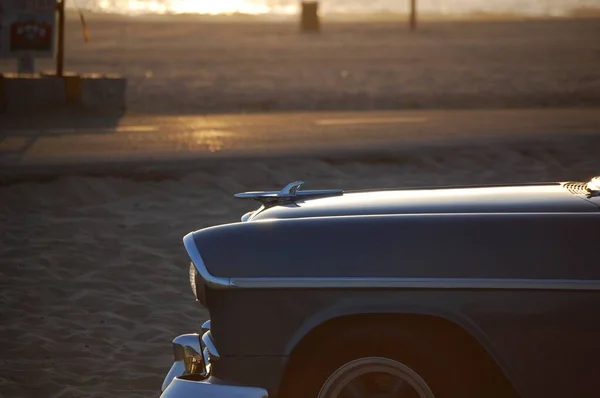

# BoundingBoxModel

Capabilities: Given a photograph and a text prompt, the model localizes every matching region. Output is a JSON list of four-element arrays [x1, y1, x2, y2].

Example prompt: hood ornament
[[234, 181, 344, 207]]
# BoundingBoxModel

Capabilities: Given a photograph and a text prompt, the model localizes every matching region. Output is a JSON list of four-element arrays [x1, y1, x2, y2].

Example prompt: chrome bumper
[[160, 376, 268, 398], [160, 320, 269, 398]]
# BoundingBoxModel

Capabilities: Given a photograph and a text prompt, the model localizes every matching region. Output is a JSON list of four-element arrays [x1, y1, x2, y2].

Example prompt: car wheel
[[280, 321, 514, 398], [317, 356, 434, 398]]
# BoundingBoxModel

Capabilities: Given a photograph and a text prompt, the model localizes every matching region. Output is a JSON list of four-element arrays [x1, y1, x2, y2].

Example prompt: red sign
[[0, 0, 56, 58], [10, 17, 52, 51]]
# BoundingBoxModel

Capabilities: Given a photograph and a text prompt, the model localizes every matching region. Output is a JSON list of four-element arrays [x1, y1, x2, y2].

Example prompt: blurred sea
[[71, 0, 600, 17]]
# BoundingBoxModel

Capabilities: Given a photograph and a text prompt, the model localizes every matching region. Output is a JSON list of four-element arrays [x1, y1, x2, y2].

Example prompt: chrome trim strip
[[183, 233, 230, 289], [203, 347, 212, 368], [229, 277, 600, 291], [201, 331, 220, 361], [160, 376, 269, 398], [201, 320, 211, 333]]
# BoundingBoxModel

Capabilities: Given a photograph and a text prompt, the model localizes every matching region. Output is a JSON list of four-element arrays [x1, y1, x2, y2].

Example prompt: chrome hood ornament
[[234, 181, 343, 207]]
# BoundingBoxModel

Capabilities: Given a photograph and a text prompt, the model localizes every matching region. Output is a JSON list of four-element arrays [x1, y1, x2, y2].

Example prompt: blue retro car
[[160, 176, 600, 398]]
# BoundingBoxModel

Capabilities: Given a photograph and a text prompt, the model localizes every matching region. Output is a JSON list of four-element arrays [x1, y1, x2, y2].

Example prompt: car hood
[[248, 182, 599, 221]]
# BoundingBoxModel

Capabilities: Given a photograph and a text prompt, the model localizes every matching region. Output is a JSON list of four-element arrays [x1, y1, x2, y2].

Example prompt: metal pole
[[56, 0, 65, 76], [409, 0, 417, 31]]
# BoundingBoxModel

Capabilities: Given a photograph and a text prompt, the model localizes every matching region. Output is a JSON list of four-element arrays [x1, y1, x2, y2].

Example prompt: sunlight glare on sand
[[90, 0, 296, 15], [76, 0, 599, 16], [164, 0, 268, 15]]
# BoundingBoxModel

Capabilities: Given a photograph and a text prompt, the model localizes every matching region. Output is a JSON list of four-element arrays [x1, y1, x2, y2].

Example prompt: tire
[[280, 320, 516, 398]]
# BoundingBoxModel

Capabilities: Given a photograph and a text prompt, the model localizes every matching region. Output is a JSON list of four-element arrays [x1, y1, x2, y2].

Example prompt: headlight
[[189, 262, 207, 307], [189, 262, 198, 300]]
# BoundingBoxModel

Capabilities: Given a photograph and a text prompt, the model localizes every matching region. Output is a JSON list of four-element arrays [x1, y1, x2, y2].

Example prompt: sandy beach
[[1, 14, 599, 113], [2, 135, 600, 397]]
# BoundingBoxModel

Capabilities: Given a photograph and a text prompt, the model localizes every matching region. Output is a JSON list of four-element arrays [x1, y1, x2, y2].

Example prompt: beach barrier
[[0, 1, 125, 114], [80, 74, 127, 110], [0, 74, 64, 113], [0, 73, 127, 113]]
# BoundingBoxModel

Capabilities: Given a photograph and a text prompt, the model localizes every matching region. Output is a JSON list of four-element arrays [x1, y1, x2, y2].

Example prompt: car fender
[[283, 299, 519, 392]]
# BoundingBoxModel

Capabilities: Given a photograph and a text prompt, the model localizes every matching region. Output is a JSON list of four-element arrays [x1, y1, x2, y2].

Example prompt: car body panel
[[193, 212, 599, 279], [207, 288, 600, 398], [249, 184, 598, 221], [165, 178, 600, 398]]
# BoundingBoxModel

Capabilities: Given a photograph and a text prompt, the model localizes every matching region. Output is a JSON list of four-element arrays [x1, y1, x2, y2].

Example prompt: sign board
[[0, 0, 56, 59]]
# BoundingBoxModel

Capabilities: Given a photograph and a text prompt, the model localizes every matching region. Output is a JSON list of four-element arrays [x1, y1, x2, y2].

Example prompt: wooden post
[[56, 0, 65, 76], [409, 0, 417, 31], [300, 1, 320, 33]]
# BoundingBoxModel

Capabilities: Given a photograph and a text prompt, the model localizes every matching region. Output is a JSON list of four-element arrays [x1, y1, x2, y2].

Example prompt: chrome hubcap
[[317, 357, 435, 398]]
